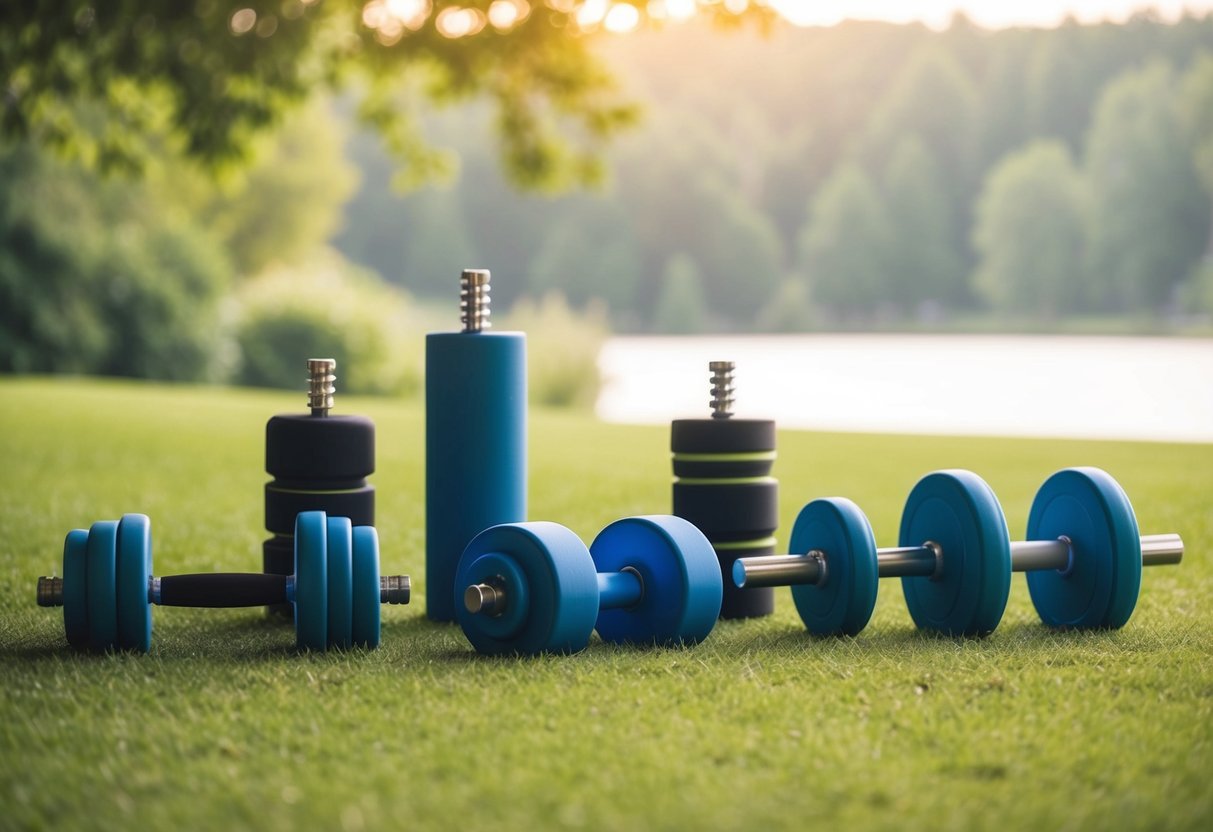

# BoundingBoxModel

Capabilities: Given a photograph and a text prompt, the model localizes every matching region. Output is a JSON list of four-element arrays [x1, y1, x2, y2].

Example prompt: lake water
[[596, 334, 1213, 443]]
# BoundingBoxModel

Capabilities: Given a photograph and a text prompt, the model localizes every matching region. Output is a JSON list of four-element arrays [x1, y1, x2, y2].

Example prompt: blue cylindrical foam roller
[[425, 331, 527, 621]]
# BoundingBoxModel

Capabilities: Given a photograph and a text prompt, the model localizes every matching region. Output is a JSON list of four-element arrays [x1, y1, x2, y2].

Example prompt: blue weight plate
[[455, 550, 531, 643], [294, 511, 329, 652], [86, 520, 120, 651], [1026, 468, 1141, 629], [351, 526, 381, 648], [591, 515, 722, 647], [789, 498, 879, 637], [326, 517, 353, 649], [454, 522, 598, 656], [899, 470, 1011, 637], [116, 514, 153, 653], [62, 529, 89, 648]]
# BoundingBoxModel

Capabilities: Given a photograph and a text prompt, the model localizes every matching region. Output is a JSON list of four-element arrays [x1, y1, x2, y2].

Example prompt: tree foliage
[[332, 15, 1213, 332], [0, 143, 231, 378], [1085, 61, 1209, 311], [797, 164, 892, 319], [973, 141, 1089, 317], [0, 1, 775, 189]]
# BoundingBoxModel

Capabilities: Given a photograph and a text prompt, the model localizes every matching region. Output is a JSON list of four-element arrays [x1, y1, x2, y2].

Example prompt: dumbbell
[[454, 516, 722, 655], [36, 511, 410, 652], [733, 468, 1183, 637]]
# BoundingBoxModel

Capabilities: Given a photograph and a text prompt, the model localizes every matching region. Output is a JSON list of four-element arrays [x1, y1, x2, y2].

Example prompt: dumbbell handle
[[464, 568, 644, 617], [36, 572, 412, 608], [735, 533, 1184, 588]]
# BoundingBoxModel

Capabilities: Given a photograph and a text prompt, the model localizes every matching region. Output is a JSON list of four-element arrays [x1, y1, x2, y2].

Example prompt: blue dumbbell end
[[62, 529, 89, 648], [455, 522, 598, 656], [1026, 467, 1142, 629], [116, 514, 153, 652], [326, 516, 353, 649], [899, 470, 1011, 637], [351, 525, 382, 648], [294, 511, 329, 651], [591, 516, 723, 647], [789, 498, 880, 637], [86, 520, 120, 651]]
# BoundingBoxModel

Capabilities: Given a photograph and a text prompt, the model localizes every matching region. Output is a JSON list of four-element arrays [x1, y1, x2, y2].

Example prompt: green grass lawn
[[1, 377, 1210, 831]]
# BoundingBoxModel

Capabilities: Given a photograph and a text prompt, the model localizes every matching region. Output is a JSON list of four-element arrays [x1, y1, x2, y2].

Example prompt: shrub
[[504, 292, 608, 409], [234, 251, 421, 396], [0, 145, 232, 379]]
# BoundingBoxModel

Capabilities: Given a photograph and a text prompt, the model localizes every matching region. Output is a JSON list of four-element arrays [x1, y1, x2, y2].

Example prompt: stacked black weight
[[263, 414, 375, 616], [672, 418, 777, 619]]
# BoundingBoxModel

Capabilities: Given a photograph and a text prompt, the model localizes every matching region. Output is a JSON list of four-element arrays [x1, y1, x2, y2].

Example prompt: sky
[[765, 0, 1213, 28]]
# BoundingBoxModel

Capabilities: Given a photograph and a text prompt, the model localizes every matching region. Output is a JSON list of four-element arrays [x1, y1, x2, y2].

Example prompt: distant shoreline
[[596, 333, 1213, 443]]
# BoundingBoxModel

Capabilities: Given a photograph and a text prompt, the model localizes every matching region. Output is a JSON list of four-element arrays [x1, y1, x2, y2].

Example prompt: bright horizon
[[765, 0, 1213, 29]]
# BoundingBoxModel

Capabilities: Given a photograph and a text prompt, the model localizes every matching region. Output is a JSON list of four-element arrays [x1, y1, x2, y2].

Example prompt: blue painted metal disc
[[591, 516, 722, 647], [789, 498, 879, 637], [62, 529, 89, 648], [454, 522, 598, 656], [86, 520, 120, 651], [899, 470, 1011, 637], [1026, 467, 1141, 629], [116, 514, 153, 653], [326, 516, 353, 649], [294, 511, 329, 651], [351, 525, 381, 648], [456, 551, 531, 642]]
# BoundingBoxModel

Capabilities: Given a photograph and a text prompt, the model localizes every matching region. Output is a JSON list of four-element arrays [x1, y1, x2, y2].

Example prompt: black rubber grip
[[716, 544, 777, 620], [266, 414, 375, 480], [263, 536, 295, 618], [673, 480, 779, 541], [671, 419, 775, 454], [159, 573, 288, 607], [265, 485, 374, 534]]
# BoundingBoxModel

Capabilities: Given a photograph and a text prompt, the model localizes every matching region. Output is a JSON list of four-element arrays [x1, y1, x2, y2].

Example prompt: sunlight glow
[[436, 5, 488, 37], [764, 1, 1213, 30], [576, 0, 610, 26], [661, 0, 700, 20], [605, 3, 644, 31], [362, 0, 430, 44], [488, 0, 531, 30], [229, 8, 257, 35], [354, 0, 1213, 44]]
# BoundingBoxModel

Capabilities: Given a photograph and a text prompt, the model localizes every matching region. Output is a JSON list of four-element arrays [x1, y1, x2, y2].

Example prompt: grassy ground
[[1, 377, 1210, 831]]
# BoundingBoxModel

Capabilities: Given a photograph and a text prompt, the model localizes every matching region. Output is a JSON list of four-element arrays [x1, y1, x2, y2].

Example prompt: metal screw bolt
[[709, 360, 735, 419], [460, 269, 492, 333], [307, 358, 336, 416]]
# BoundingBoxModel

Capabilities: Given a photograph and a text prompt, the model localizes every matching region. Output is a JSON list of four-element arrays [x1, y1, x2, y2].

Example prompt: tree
[[882, 136, 966, 311], [1179, 52, 1213, 257], [1085, 61, 1210, 312], [0, 1, 772, 190], [197, 99, 360, 276], [797, 164, 892, 320], [0, 143, 232, 378], [527, 196, 642, 315], [972, 141, 1089, 318], [653, 253, 708, 334], [858, 45, 982, 282]]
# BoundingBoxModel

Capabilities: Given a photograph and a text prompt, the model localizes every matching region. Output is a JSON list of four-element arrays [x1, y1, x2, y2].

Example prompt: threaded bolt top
[[709, 360, 735, 419], [307, 358, 336, 416], [461, 269, 491, 333]]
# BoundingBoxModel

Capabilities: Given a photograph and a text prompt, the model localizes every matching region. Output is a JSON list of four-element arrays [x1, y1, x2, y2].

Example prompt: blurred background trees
[[1, 3, 1212, 397]]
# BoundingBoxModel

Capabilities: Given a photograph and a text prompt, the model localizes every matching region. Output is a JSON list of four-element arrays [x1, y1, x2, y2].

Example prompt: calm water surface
[[596, 335, 1213, 443]]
